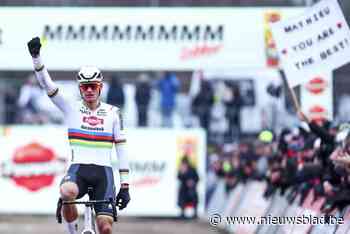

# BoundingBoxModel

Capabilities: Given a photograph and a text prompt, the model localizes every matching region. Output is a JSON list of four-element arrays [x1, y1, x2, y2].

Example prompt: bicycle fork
[[82, 205, 95, 234]]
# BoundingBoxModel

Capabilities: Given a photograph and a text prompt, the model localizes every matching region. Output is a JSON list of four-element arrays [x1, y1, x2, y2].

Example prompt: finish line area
[[0, 215, 218, 234]]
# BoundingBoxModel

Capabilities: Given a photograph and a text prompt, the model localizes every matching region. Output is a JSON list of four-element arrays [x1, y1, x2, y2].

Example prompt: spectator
[[297, 110, 338, 189], [17, 75, 47, 124], [135, 73, 151, 127], [191, 80, 214, 131], [107, 75, 125, 110], [255, 141, 270, 179], [209, 82, 228, 144], [337, 94, 350, 123], [177, 156, 199, 219], [157, 72, 179, 127], [223, 83, 242, 142], [4, 85, 18, 124]]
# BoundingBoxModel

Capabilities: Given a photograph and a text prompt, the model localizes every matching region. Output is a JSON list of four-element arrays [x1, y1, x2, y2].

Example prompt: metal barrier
[[206, 179, 350, 234]]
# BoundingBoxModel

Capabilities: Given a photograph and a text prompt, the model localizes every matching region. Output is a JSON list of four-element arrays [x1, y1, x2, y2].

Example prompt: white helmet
[[77, 66, 103, 84]]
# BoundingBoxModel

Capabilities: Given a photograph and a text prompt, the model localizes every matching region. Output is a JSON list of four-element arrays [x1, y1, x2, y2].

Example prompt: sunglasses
[[79, 83, 101, 92]]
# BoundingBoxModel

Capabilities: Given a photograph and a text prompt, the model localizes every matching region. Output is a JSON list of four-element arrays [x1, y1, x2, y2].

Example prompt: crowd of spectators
[[3, 71, 245, 144], [206, 108, 350, 215]]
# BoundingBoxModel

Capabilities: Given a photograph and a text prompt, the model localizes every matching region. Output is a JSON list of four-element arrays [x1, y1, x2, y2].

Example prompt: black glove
[[116, 187, 130, 210], [27, 37, 41, 58]]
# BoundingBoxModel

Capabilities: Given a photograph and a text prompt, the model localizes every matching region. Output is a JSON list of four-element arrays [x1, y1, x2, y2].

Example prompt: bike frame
[[82, 202, 95, 234]]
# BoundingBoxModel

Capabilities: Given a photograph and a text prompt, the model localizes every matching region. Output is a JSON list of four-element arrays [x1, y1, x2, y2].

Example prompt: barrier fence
[[206, 179, 350, 234]]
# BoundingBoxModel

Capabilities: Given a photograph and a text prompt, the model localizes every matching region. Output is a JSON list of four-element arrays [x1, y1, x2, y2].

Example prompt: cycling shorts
[[61, 164, 116, 217]]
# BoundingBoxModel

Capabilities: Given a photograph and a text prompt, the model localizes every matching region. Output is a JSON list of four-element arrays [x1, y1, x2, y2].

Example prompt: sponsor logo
[[42, 24, 224, 42], [180, 44, 222, 60], [81, 125, 104, 131], [129, 161, 167, 186], [306, 77, 327, 94], [1, 142, 66, 192], [42, 24, 224, 60], [309, 105, 328, 122], [83, 116, 104, 126], [80, 107, 91, 115], [97, 109, 107, 116]]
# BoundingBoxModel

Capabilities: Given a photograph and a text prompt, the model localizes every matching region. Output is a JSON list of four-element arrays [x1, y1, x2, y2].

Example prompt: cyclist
[[27, 37, 130, 234]]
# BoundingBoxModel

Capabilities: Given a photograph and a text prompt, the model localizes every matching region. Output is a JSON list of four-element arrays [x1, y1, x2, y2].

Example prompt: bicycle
[[56, 187, 117, 234]]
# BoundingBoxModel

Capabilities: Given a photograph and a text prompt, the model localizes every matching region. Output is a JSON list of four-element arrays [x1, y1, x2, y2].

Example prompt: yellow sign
[[176, 136, 199, 169], [264, 11, 282, 68]]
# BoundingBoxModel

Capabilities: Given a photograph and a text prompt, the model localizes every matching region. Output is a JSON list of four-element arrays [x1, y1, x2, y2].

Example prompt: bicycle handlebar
[[56, 198, 118, 223], [63, 199, 112, 205]]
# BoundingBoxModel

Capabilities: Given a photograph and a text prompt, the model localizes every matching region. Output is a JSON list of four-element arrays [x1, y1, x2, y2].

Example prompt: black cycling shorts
[[60, 164, 116, 217]]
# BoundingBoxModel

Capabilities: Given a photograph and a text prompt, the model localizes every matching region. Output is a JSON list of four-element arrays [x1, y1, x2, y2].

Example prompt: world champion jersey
[[31, 56, 128, 171], [56, 99, 126, 167]]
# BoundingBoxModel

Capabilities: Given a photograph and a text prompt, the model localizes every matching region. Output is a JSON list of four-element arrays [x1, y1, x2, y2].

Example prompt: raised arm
[[297, 109, 334, 144], [27, 37, 71, 114]]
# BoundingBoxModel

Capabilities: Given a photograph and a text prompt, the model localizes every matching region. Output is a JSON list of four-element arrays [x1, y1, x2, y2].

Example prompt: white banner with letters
[[0, 7, 302, 70], [0, 126, 206, 216], [270, 0, 350, 87]]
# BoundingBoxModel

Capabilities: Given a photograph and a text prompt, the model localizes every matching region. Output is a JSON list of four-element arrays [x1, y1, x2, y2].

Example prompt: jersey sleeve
[[113, 108, 129, 185], [32, 56, 72, 115], [113, 108, 126, 144]]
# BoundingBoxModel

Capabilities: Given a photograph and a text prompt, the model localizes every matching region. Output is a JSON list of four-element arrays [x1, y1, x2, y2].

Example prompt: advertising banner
[[0, 7, 301, 70], [0, 126, 206, 216], [301, 70, 333, 121]]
